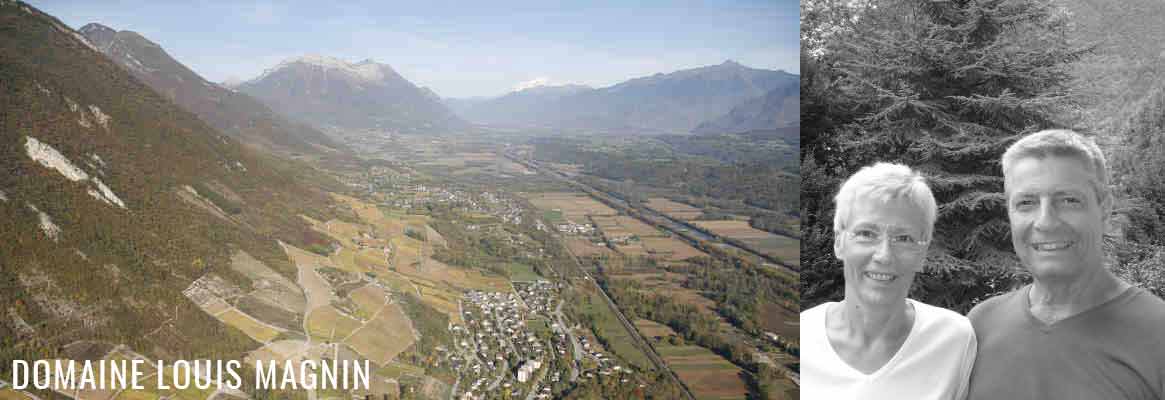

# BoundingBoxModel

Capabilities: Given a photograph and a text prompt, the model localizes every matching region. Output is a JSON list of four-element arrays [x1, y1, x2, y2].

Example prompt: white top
[[800, 299, 977, 400]]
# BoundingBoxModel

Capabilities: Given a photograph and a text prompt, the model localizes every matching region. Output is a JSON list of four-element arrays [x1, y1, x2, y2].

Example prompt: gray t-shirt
[[966, 285, 1165, 400]]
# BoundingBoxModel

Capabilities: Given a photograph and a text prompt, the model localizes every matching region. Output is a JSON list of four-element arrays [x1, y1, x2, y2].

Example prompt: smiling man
[[801, 162, 976, 400], [966, 129, 1165, 399]]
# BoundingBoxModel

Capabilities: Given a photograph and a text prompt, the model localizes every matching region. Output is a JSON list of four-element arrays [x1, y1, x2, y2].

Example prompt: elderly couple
[[801, 129, 1165, 399]]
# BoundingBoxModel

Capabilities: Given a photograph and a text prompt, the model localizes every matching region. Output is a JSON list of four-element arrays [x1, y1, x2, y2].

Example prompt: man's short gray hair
[[1001, 129, 1108, 202], [834, 162, 938, 241]]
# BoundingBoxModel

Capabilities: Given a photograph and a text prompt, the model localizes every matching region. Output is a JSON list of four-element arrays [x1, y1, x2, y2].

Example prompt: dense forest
[[801, 0, 1165, 312]]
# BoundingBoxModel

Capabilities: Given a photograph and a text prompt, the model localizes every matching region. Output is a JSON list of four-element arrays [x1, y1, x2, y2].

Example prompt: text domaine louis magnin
[[9, 359, 370, 391]]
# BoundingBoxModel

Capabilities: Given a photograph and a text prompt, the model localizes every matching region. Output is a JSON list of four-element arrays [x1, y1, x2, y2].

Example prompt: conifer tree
[[801, 0, 1087, 311]]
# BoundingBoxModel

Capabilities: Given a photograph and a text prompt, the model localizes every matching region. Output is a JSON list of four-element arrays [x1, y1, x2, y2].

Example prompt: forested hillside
[[0, 2, 340, 393]]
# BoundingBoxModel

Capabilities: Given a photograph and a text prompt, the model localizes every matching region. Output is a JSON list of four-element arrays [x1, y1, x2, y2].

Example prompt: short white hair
[[1001, 129, 1108, 202], [833, 162, 938, 241]]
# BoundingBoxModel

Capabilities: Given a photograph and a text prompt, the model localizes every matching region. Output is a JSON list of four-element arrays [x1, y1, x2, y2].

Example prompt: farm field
[[233, 293, 303, 332], [613, 243, 649, 257], [656, 345, 750, 400], [217, 308, 283, 343], [640, 237, 705, 261], [645, 198, 703, 220], [344, 301, 417, 366], [691, 220, 800, 267], [741, 236, 800, 267], [542, 209, 565, 224], [692, 220, 777, 239], [306, 305, 362, 341], [507, 262, 543, 282], [377, 361, 427, 379], [572, 283, 654, 371], [198, 297, 232, 315], [634, 319, 677, 340], [300, 195, 510, 329], [411, 151, 534, 179], [351, 284, 389, 315], [229, 250, 305, 314], [246, 339, 311, 364], [589, 214, 707, 261], [565, 237, 615, 258], [612, 216, 665, 237], [524, 192, 618, 221], [760, 301, 798, 339], [182, 273, 290, 345], [393, 257, 510, 293]]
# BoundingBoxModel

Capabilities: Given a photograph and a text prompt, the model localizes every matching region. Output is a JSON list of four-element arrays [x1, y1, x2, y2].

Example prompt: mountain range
[[74, 22, 796, 139], [692, 83, 800, 137], [76, 23, 345, 158], [448, 61, 799, 135], [236, 55, 466, 134]]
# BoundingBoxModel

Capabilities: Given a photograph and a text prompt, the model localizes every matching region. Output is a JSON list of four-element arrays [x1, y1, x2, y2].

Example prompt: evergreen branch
[[937, 190, 1007, 216]]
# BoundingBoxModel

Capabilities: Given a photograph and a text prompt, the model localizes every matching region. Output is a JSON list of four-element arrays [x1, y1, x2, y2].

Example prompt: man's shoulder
[[1124, 288, 1165, 328], [1128, 287, 1165, 309], [967, 285, 1027, 324]]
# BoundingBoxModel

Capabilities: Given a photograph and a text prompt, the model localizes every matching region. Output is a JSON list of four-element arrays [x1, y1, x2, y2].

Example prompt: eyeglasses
[[844, 225, 929, 253]]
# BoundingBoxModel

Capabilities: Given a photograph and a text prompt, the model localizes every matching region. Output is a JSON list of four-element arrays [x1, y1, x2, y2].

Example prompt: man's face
[[835, 198, 928, 306], [1006, 155, 1107, 280]]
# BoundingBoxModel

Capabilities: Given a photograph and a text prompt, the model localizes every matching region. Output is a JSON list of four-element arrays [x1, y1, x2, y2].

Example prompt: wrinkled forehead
[[1003, 154, 1104, 198]]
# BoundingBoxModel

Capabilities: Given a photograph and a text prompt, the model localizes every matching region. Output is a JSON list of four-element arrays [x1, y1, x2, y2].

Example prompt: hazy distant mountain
[[237, 55, 465, 134], [77, 23, 345, 156], [2, 0, 334, 367], [692, 84, 799, 135], [442, 96, 490, 115], [450, 61, 798, 135], [447, 84, 593, 127]]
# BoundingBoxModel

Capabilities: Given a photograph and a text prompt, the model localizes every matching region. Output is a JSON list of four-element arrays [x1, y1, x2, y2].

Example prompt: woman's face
[[835, 197, 929, 308]]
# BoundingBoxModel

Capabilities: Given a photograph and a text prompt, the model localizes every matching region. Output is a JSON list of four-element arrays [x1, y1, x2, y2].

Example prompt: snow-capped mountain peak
[[253, 55, 395, 84]]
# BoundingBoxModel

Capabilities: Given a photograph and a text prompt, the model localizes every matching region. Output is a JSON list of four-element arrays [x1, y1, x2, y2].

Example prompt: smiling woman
[[800, 162, 977, 400]]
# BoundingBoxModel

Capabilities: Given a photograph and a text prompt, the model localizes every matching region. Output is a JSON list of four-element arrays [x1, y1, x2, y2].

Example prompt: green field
[[508, 262, 543, 281], [574, 286, 653, 371], [377, 361, 426, 379], [542, 209, 565, 223], [527, 318, 552, 336]]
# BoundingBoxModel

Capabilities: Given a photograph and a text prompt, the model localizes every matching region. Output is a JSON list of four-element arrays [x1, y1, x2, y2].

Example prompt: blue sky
[[30, 0, 798, 98]]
